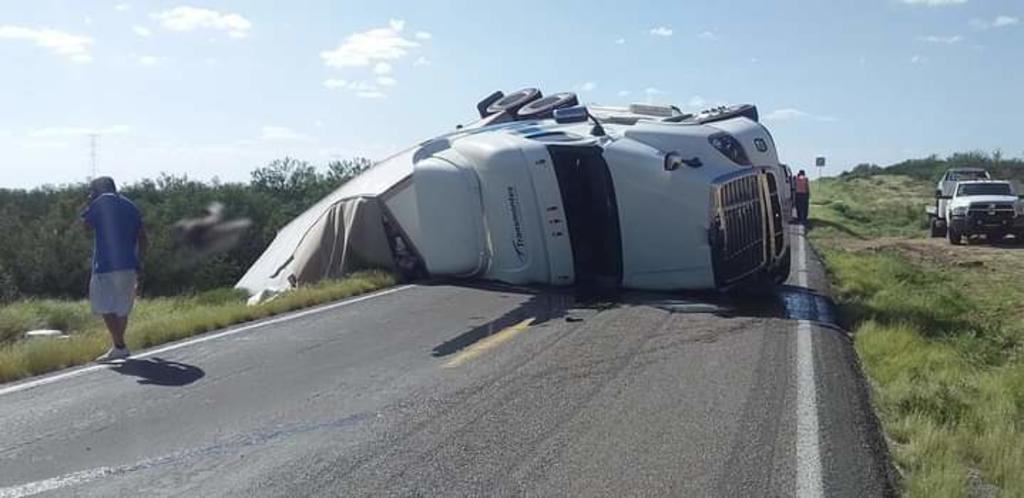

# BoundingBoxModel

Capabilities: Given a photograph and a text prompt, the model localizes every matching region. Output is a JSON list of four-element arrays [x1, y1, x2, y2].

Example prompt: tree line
[[841, 150, 1024, 183], [0, 157, 371, 302]]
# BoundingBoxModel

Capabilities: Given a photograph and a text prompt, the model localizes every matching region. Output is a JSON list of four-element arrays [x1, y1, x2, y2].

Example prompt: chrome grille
[[712, 174, 767, 285], [968, 202, 1015, 221]]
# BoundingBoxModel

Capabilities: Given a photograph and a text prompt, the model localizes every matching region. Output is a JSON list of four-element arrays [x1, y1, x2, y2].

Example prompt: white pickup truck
[[929, 167, 990, 237], [942, 180, 1024, 245]]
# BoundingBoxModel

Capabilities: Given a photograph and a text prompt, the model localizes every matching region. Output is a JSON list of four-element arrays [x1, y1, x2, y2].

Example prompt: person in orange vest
[[794, 170, 810, 224]]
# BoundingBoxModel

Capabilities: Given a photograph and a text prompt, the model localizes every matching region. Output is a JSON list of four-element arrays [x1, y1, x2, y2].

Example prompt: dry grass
[[0, 271, 395, 384]]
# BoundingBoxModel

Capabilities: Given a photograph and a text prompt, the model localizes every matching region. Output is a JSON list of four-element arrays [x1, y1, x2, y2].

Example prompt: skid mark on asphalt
[[443, 318, 535, 368]]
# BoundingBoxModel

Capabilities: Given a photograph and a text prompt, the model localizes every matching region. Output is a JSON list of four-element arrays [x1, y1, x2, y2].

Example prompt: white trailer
[[237, 88, 791, 299]]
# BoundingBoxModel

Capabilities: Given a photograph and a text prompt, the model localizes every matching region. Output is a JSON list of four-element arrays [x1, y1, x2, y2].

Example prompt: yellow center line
[[443, 317, 536, 368]]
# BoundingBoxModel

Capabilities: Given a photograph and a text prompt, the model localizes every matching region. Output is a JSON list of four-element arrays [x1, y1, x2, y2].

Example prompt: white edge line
[[0, 285, 415, 397], [796, 319, 824, 497], [796, 226, 809, 288], [794, 226, 823, 497], [0, 467, 113, 498]]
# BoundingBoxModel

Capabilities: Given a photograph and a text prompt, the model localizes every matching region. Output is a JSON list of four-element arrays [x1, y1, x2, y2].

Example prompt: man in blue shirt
[[81, 177, 148, 362]]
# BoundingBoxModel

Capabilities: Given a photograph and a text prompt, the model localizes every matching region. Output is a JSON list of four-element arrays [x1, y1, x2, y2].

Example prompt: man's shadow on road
[[109, 357, 205, 386]]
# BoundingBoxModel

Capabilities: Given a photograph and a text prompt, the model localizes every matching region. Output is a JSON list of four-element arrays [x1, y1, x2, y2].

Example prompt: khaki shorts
[[90, 270, 137, 317]]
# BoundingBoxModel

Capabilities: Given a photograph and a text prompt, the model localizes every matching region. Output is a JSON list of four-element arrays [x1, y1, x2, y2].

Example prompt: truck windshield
[[957, 183, 1012, 196], [948, 171, 988, 181]]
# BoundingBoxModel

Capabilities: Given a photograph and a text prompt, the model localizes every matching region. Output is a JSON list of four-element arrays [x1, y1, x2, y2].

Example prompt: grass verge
[[0, 271, 395, 385], [811, 175, 1024, 497]]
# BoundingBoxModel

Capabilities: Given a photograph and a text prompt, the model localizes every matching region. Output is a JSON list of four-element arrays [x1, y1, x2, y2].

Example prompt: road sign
[[815, 156, 826, 167]]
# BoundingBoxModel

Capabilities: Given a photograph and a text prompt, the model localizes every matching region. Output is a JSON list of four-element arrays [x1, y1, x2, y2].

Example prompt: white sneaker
[[95, 347, 131, 362]]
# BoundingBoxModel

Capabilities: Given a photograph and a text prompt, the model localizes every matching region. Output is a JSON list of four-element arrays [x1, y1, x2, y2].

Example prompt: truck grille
[[968, 202, 1015, 222], [711, 173, 767, 286]]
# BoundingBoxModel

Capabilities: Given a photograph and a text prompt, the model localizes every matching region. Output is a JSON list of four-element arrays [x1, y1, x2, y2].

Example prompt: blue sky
[[0, 0, 1021, 188]]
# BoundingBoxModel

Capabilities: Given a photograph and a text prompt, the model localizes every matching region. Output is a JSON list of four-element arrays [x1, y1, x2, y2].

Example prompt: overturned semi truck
[[236, 88, 791, 300]]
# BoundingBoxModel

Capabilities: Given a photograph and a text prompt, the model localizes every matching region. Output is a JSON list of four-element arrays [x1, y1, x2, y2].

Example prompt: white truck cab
[[238, 88, 792, 296], [944, 180, 1024, 245], [929, 167, 991, 237]]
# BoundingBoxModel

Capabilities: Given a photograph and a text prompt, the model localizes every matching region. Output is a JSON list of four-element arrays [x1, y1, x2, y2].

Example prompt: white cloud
[[617, 90, 631, 97], [910, 54, 927, 64], [649, 26, 673, 37], [698, 30, 718, 40], [260, 126, 313, 142], [0, 25, 94, 63], [413, 55, 430, 66], [133, 25, 152, 37], [414, 31, 431, 40], [152, 6, 252, 38], [373, 61, 392, 74], [578, 81, 597, 92], [615, 38, 625, 44], [323, 78, 351, 89], [974, 15, 1020, 29], [376, 76, 396, 86], [919, 34, 962, 44], [21, 140, 70, 149], [321, 22, 420, 68], [30, 125, 133, 137], [643, 87, 666, 103], [687, 96, 707, 108], [994, 15, 1019, 27], [901, 0, 966, 5], [138, 55, 164, 66], [764, 108, 837, 122], [115, 3, 131, 11], [84, 16, 94, 26], [323, 78, 388, 98]]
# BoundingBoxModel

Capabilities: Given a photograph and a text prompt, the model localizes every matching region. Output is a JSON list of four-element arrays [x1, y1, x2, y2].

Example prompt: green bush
[[0, 157, 372, 300]]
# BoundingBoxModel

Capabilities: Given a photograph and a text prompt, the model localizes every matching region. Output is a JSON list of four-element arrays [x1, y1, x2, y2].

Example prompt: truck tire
[[516, 92, 579, 119], [485, 88, 541, 116], [930, 219, 946, 238], [948, 227, 963, 245]]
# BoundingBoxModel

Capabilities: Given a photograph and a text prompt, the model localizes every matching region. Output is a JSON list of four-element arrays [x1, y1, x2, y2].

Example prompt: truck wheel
[[948, 228, 963, 245], [930, 219, 946, 238]]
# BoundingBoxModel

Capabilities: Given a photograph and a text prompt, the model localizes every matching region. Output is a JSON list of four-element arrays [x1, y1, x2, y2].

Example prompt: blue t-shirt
[[81, 194, 143, 274]]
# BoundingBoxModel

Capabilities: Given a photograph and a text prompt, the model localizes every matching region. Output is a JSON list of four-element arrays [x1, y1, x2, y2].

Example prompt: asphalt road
[[0, 228, 895, 497]]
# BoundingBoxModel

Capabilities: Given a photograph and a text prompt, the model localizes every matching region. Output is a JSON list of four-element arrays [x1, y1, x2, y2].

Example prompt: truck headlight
[[952, 206, 968, 216], [708, 133, 751, 166]]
